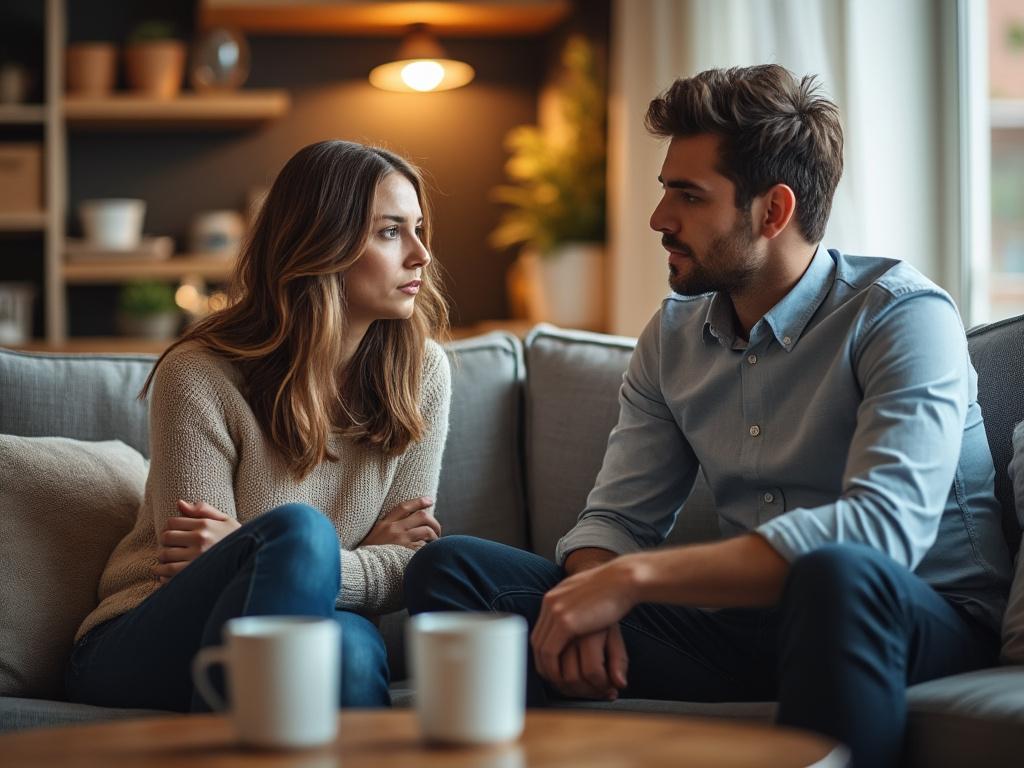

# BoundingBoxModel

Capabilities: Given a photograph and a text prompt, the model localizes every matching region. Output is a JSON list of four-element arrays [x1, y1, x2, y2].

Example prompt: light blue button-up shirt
[[556, 247, 1012, 631]]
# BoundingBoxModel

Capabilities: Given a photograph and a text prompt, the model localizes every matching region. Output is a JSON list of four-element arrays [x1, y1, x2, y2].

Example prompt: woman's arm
[[338, 343, 452, 613]]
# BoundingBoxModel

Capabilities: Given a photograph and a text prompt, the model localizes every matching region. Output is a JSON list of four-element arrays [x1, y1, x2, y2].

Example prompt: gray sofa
[[1, 320, 1023, 766]]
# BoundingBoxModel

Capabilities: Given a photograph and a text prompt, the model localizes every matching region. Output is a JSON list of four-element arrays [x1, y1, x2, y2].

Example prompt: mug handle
[[191, 646, 229, 712]]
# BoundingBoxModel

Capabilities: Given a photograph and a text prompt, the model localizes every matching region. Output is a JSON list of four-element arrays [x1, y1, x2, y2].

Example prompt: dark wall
[[66, 2, 551, 326]]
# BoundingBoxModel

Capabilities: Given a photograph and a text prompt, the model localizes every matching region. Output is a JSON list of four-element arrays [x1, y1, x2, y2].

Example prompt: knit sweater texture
[[75, 339, 451, 642]]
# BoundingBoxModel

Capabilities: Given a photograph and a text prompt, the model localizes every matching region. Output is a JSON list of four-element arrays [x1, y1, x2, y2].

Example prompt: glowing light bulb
[[400, 60, 445, 92]]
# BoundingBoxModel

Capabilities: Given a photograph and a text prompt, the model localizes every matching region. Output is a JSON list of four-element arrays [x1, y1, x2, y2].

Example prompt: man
[[405, 65, 1012, 767]]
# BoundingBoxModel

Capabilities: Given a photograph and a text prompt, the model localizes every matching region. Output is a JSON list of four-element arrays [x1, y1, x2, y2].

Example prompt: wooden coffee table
[[0, 709, 840, 767]]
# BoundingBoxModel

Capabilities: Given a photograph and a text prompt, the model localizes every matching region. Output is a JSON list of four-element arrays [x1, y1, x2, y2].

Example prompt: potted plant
[[117, 280, 181, 339], [124, 20, 186, 99], [491, 35, 607, 330]]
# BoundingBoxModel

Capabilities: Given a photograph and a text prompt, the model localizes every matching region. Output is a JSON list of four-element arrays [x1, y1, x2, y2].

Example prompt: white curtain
[[607, 0, 958, 336]]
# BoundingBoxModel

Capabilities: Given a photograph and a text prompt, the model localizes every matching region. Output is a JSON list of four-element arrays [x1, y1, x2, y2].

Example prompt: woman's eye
[[382, 226, 399, 239], [415, 226, 425, 238]]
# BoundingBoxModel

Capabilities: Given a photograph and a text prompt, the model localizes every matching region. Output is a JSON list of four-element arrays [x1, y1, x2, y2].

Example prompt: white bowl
[[79, 199, 146, 250]]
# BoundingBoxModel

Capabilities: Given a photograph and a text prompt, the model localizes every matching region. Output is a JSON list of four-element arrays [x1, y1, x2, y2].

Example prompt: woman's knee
[[338, 614, 390, 707]]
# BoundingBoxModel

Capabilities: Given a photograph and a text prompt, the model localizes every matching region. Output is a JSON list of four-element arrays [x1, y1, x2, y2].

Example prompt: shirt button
[[763, 492, 775, 503], [782, 336, 792, 346], [749, 425, 761, 437], [747, 354, 758, 365]]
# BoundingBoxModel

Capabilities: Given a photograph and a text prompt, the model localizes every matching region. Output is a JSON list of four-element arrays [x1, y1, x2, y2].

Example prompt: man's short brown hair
[[645, 65, 843, 244]]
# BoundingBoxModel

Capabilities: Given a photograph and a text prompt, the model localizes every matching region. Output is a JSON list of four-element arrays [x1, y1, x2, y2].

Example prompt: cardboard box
[[0, 143, 43, 213]]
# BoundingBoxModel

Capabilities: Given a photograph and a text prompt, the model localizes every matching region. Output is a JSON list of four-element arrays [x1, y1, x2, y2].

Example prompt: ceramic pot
[[124, 41, 186, 98], [511, 242, 606, 331], [66, 43, 116, 96]]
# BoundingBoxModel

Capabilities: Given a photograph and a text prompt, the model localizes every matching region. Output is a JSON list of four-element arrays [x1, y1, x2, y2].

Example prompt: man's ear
[[753, 184, 797, 240]]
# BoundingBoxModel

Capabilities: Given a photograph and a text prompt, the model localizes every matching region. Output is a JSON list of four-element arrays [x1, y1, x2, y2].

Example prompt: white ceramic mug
[[407, 612, 527, 745], [192, 616, 341, 749]]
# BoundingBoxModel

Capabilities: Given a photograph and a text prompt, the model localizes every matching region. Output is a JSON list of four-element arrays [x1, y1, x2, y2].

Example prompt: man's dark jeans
[[67, 503, 390, 711], [404, 536, 998, 768]]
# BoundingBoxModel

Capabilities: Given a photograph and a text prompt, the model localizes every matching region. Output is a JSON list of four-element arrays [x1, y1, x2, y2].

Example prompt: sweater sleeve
[[337, 342, 452, 613], [145, 347, 239, 536]]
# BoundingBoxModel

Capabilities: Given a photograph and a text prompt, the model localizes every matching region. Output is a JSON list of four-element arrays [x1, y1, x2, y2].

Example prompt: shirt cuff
[[555, 516, 644, 566]]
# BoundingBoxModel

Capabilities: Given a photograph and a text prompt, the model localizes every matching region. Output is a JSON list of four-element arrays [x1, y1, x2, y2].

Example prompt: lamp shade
[[369, 24, 475, 93]]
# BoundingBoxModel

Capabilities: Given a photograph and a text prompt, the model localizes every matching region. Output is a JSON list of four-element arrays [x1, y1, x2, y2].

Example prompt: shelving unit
[[0, 0, 290, 351]]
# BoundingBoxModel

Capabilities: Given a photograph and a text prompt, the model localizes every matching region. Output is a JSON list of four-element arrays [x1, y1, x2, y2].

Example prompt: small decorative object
[[189, 28, 250, 92], [117, 280, 180, 340], [124, 21, 186, 99], [0, 283, 34, 345], [0, 62, 31, 104], [65, 43, 116, 96], [79, 199, 146, 250], [491, 35, 607, 331], [0, 143, 42, 213], [189, 210, 245, 256]]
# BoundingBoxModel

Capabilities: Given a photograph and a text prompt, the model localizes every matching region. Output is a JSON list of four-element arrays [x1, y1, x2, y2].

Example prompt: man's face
[[650, 134, 764, 296]]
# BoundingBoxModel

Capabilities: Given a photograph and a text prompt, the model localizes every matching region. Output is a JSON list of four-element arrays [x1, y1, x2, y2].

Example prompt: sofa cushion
[[524, 325, 720, 561], [436, 332, 528, 547], [0, 697, 163, 733], [967, 314, 1024, 553], [904, 666, 1024, 768], [0, 349, 155, 457], [0, 436, 147, 699], [1001, 421, 1024, 663]]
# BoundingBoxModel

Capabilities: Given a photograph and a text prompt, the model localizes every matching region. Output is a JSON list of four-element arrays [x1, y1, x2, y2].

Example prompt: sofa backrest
[[0, 334, 530, 551], [967, 314, 1024, 552]]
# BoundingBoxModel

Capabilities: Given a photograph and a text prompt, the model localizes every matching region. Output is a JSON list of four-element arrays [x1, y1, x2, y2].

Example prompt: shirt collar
[[701, 245, 836, 352]]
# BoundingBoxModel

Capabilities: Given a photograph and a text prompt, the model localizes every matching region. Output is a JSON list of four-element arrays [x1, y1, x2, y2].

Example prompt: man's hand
[[153, 500, 240, 583], [551, 625, 629, 700], [359, 497, 441, 550], [532, 553, 639, 698]]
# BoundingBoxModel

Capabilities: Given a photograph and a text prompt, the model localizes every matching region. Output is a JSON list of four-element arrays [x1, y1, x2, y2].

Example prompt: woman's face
[[345, 172, 431, 331]]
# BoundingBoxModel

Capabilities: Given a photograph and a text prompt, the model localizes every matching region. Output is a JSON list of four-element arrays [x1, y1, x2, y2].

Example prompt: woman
[[66, 140, 451, 711]]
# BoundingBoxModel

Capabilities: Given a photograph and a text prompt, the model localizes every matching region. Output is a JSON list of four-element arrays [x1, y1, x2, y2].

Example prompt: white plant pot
[[79, 199, 146, 250], [515, 242, 605, 331]]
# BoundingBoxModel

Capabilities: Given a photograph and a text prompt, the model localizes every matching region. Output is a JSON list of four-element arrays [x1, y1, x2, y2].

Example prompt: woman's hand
[[360, 497, 440, 550], [153, 500, 241, 583]]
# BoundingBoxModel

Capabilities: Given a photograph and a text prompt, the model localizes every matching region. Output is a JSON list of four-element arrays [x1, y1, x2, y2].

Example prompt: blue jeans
[[404, 536, 998, 768], [66, 503, 390, 711]]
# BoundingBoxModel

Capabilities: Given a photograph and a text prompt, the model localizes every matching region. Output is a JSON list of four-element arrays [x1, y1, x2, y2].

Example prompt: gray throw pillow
[[1001, 421, 1024, 663], [0, 435, 147, 698]]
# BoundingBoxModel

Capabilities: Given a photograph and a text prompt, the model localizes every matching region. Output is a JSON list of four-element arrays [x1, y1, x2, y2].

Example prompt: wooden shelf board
[[0, 105, 47, 124], [64, 91, 290, 129], [11, 337, 170, 354], [0, 211, 48, 231], [63, 254, 236, 283], [991, 99, 1024, 129], [198, 0, 570, 36]]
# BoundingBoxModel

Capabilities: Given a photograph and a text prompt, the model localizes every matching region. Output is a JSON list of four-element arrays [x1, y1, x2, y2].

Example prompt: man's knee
[[404, 535, 490, 610]]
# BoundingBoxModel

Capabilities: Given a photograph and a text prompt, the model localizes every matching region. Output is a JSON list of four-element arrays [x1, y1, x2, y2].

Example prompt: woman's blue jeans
[[404, 536, 998, 768], [66, 503, 390, 711]]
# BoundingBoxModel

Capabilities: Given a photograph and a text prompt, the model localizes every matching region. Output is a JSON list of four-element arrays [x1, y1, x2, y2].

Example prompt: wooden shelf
[[64, 91, 290, 130], [63, 254, 236, 283], [0, 105, 46, 124], [991, 99, 1024, 129], [12, 336, 170, 354], [198, 0, 570, 36], [0, 211, 48, 231]]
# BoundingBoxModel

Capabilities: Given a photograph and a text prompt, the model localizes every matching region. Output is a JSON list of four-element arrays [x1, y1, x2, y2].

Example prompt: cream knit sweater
[[76, 339, 451, 642]]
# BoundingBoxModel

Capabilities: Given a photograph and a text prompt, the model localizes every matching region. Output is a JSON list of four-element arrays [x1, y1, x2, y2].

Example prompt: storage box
[[0, 143, 43, 213]]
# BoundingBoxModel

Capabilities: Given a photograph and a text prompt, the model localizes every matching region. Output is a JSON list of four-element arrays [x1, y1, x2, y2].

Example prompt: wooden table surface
[[0, 709, 840, 767]]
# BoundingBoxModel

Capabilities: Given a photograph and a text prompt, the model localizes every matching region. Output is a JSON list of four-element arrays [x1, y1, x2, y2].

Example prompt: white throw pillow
[[0, 435, 147, 698], [1001, 421, 1024, 663]]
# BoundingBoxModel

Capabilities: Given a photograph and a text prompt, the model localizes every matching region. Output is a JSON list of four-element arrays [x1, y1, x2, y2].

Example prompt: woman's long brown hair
[[141, 140, 449, 479]]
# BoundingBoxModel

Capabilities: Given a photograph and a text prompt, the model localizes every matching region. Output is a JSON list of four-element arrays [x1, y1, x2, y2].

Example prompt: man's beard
[[667, 210, 760, 296]]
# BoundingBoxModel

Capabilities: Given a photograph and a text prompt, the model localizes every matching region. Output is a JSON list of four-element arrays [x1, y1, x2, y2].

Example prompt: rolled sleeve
[[757, 292, 969, 570]]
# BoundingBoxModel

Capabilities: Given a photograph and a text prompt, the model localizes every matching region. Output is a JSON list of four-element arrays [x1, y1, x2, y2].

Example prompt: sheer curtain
[[607, 0, 959, 336]]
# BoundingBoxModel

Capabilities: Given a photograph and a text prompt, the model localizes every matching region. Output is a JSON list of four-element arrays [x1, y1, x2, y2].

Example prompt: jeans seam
[[487, 587, 547, 612], [236, 528, 267, 616]]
